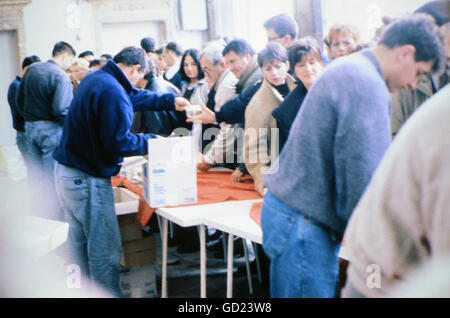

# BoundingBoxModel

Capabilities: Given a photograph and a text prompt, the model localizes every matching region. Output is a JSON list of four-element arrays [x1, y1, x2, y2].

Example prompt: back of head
[[143, 57, 158, 81], [78, 50, 94, 59], [22, 55, 41, 69], [89, 59, 103, 68], [258, 42, 288, 67], [288, 37, 322, 71], [379, 13, 445, 72], [141, 37, 156, 53], [263, 13, 298, 39], [113, 46, 147, 72], [70, 58, 90, 70], [52, 41, 76, 57], [223, 38, 255, 57], [414, 0, 450, 27], [165, 41, 183, 56], [101, 53, 113, 60]]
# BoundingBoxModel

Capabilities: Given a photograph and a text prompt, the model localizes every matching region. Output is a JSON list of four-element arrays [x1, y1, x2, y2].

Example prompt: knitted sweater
[[264, 49, 392, 235]]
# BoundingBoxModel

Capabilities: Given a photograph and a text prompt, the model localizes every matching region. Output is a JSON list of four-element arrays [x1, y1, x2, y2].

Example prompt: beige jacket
[[390, 64, 449, 137], [344, 85, 450, 297], [244, 74, 297, 185]]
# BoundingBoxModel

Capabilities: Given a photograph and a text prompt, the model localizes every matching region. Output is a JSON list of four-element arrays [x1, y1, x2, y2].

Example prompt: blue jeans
[[25, 121, 63, 220], [54, 162, 123, 297], [261, 190, 341, 298], [16, 131, 31, 171]]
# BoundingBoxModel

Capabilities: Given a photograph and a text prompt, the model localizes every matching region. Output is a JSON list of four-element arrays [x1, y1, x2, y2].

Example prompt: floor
[[149, 231, 270, 298]]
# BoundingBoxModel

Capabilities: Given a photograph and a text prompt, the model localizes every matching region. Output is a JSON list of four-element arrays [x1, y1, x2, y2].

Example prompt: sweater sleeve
[[130, 89, 176, 112], [51, 73, 73, 123], [244, 97, 272, 186], [97, 90, 151, 157]]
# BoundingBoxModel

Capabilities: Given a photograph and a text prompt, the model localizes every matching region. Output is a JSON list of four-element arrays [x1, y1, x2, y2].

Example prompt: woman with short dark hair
[[244, 42, 297, 195], [272, 37, 325, 150]]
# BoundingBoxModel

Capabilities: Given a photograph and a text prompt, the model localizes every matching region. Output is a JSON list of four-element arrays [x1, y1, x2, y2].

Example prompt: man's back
[[20, 60, 73, 124], [264, 50, 392, 235]]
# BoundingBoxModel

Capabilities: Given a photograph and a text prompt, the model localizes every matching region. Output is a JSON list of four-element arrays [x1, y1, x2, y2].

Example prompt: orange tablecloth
[[112, 170, 262, 227]]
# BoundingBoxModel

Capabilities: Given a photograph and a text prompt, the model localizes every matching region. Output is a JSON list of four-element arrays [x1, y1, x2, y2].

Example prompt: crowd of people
[[6, 0, 449, 298]]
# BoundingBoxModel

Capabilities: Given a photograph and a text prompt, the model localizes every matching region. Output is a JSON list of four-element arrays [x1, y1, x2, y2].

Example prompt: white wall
[[0, 31, 20, 146], [322, 0, 431, 43], [22, 0, 206, 59]]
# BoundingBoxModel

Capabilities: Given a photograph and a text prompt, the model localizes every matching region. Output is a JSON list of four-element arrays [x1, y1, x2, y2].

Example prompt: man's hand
[[175, 97, 191, 111], [186, 104, 217, 124], [196, 153, 213, 171], [231, 168, 244, 182], [255, 181, 265, 196]]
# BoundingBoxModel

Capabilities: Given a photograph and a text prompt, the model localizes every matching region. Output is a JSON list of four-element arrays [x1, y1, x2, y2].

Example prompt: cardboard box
[[117, 213, 143, 243], [120, 263, 157, 298], [121, 236, 156, 267], [144, 136, 197, 208], [114, 187, 140, 216]]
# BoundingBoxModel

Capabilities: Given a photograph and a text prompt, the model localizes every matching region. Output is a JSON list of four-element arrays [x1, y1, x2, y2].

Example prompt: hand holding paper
[[174, 97, 191, 111], [186, 104, 217, 124]]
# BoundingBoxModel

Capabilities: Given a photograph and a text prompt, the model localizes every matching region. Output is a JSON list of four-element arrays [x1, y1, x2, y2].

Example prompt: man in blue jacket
[[53, 46, 190, 297], [260, 14, 445, 298]]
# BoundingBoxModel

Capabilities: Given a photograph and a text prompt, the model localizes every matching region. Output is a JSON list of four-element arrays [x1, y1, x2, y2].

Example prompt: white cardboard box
[[144, 136, 197, 208], [114, 187, 140, 215]]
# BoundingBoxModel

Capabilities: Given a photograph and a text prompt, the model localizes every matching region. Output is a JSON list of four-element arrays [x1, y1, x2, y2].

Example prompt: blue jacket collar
[[102, 59, 135, 95]]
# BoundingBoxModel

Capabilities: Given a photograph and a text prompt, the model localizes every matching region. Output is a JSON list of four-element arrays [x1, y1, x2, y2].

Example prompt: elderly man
[[196, 41, 238, 170], [192, 39, 262, 181], [260, 14, 445, 298]]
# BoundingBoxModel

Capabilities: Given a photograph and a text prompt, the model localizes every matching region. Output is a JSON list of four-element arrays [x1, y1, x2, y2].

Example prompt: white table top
[[155, 199, 262, 229], [203, 200, 263, 244]]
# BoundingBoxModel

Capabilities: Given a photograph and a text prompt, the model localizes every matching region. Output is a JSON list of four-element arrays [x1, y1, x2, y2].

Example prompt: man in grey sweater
[[261, 14, 445, 298], [17, 41, 75, 221]]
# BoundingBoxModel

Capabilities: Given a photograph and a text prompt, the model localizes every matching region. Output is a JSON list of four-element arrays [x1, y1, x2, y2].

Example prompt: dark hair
[[165, 42, 183, 56], [288, 37, 322, 73], [52, 41, 76, 57], [89, 59, 103, 68], [141, 37, 156, 53], [101, 53, 113, 60], [155, 47, 164, 55], [179, 48, 204, 82], [414, 0, 450, 27], [113, 46, 147, 72], [223, 39, 255, 57], [143, 58, 157, 81], [257, 42, 288, 68], [78, 50, 94, 58], [263, 14, 298, 40], [379, 13, 445, 72], [22, 55, 40, 69]]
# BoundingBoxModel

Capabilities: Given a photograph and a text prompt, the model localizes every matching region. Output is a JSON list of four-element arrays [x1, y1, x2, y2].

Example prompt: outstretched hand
[[174, 97, 191, 111], [186, 104, 217, 124]]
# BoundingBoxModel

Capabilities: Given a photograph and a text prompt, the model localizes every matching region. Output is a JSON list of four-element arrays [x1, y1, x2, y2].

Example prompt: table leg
[[243, 239, 253, 295], [252, 242, 262, 284], [161, 217, 168, 298], [226, 233, 234, 298], [200, 224, 207, 298]]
